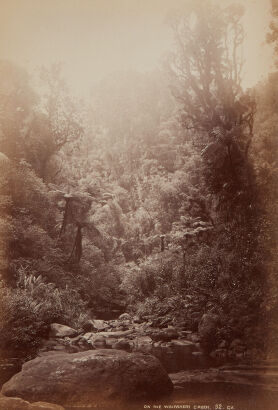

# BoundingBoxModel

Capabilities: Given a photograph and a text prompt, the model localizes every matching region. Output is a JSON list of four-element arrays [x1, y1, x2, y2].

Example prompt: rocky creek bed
[[1, 315, 278, 409]]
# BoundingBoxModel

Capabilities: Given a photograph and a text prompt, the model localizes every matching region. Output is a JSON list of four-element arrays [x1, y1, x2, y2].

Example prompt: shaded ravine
[[1, 318, 278, 410]]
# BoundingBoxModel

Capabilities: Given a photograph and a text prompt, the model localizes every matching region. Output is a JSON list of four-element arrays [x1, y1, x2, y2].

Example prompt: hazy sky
[[0, 0, 274, 96]]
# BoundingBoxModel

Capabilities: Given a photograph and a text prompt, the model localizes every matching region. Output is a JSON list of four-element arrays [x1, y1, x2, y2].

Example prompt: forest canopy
[[0, 0, 277, 365]]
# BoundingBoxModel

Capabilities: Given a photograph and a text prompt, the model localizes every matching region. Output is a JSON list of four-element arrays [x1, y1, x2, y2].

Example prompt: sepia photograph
[[0, 0, 277, 409]]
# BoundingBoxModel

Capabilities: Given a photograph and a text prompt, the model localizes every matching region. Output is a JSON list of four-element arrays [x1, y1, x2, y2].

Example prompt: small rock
[[133, 336, 153, 354], [92, 337, 107, 349], [92, 319, 110, 331], [49, 324, 77, 338], [169, 340, 195, 353], [179, 331, 193, 337], [105, 338, 118, 348], [83, 332, 94, 341], [151, 317, 171, 328], [68, 335, 83, 345], [82, 321, 95, 332], [187, 333, 200, 343], [134, 336, 153, 346], [119, 313, 131, 321], [210, 349, 228, 360], [83, 319, 110, 332], [230, 339, 243, 349], [218, 340, 226, 349], [112, 339, 131, 351], [192, 351, 203, 357], [96, 330, 134, 338], [144, 321, 154, 329], [149, 328, 179, 342], [52, 346, 67, 352]]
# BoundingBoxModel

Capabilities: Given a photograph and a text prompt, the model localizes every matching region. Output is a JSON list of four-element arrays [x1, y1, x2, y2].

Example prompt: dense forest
[[0, 0, 277, 370]]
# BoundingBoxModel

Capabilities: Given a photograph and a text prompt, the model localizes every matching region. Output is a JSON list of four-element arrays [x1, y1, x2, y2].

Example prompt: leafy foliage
[[0, 273, 88, 358], [0, 4, 276, 361]]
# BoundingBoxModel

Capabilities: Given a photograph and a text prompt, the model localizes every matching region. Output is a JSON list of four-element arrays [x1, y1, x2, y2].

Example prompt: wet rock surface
[[49, 324, 78, 339], [38, 318, 206, 372], [1, 349, 173, 406]]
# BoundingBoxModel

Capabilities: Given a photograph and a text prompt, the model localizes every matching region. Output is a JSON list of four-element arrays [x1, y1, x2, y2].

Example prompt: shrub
[[0, 274, 89, 359]]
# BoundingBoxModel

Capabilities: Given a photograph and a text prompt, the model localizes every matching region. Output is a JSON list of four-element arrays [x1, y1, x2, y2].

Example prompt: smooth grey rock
[[49, 324, 77, 338], [118, 313, 131, 321], [2, 349, 173, 405]]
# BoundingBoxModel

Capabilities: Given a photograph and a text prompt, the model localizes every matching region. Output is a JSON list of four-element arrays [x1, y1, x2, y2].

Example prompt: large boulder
[[2, 349, 173, 406]]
